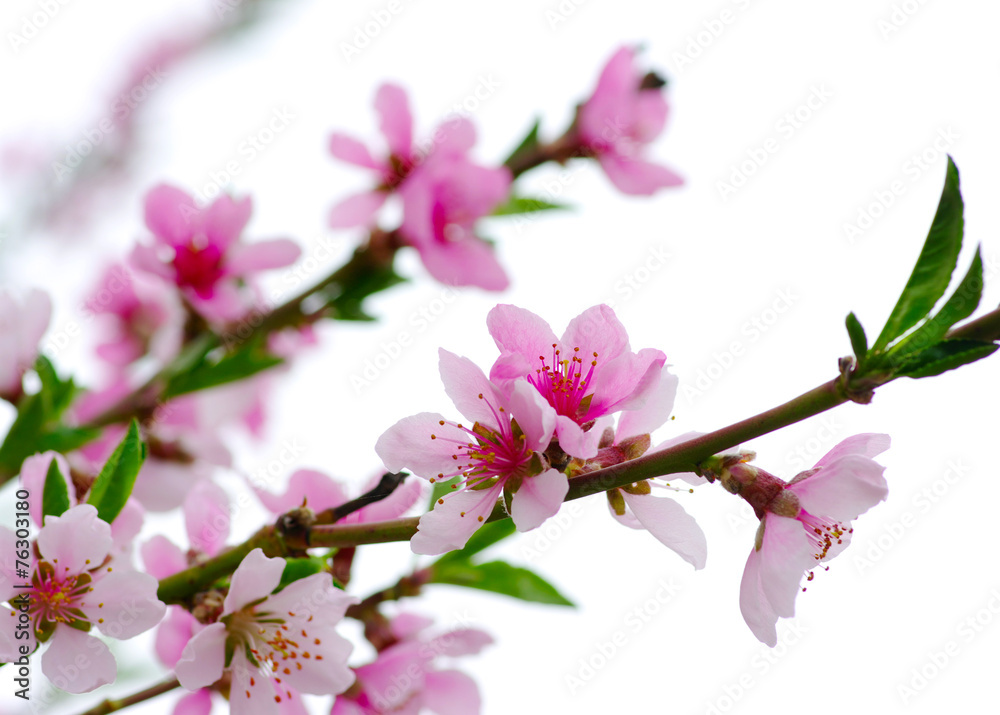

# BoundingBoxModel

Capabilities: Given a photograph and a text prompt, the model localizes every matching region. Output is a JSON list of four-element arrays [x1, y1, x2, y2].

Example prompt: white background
[[2, 1, 1000, 714]]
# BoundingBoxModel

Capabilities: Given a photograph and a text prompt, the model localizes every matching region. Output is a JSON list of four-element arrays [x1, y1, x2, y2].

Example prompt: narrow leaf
[[895, 339, 998, 379], [41, 457, 71, 523], [502, 118, 541, 171], [428, 477, 460, 510], [165, 339, 283, 398], [430, 560, 574, 606], [845, 312, 868, 365], [492, 195, 569, 216], [873, 156, 964, 351], [87, 419, 145, 523], [887, 247, 984, 360], [435, 519, 516, 566]]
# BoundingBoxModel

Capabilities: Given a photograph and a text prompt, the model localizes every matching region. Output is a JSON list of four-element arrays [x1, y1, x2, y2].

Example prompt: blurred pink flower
[[488, 304, 672, 459], [131, 184, 300, 321], [736, 434, 890, 645], [0, 504, 165, 693], [376, 349, 563, 554], [175, 549, 356, 713], [0, 288, 51, 400], [578, 46, 683, 195], [332, 613, 492, 715]]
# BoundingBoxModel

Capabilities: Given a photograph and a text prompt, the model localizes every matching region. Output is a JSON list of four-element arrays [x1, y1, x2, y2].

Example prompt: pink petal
[[814, 433, 891, 468], [223, 548, 284, 613], [390, 612, 434, 640], [230, 651, 282, 714], [329, 133, 382, 170], [83, 570, 166, 639], [431, 117, 476, 156], [375, 412, 468, 478], [411, 484, 502, 555], [19, 288, 52, 359], [37, 504, 111, 573], [175, 622, 228, 690], [375, 83, 413, 158], [19, 452, 73, 527], [185, 480, 231, 556], [757, 515, 813, 619], [633, 90, 669, 142], [156, 606, 200, 668], [621, 491, 707, 569], [510, 468, 567, 531], [173, 689, 213, 715], [226, 239, 301, 275], [416, 238, 509, 291], [328, 191, 387, 229], [351, 475, 423, 523], [788, 454, 888, 522], [578, 46, 637, 144], [507, 380, 556, 452], [256, 469, 349, 515], [598, 153, 684, 196], [553, 415, 600, 459], [110, 498, 145, 552], [144, 184, 197, 247], [427, 628, 494, 657], [141, 534, 188, 579], [203, 194, 253, 252], [438, 349, 505, 427], [561, 304, 630, 362], [586, 347, 665, 418], [738, 544, 779, 647], [42, 626, 116, 693], [615, 366, 679, 440], [423, 670, 483, 715], [128, 243, 175, 280], [486, 304, 558, 361], [488, 351, 535, 388]]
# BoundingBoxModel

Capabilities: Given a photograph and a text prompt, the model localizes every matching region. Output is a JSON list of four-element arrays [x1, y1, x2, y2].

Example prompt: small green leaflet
[[429, 560, 574, 607], [41, 456, 71, 523], [502, 118, 541, 172], [492, 195, 569, 216], [86, 419, 146, 524]]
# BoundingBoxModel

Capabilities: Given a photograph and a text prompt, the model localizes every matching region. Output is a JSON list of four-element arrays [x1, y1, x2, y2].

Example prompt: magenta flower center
[[429, 395, 531, 492], [529, 344, 598, 422], [227, 607, 321, 705], [798, 510, 852, 562], [29, 561, 92, 629], [172, 241, 225, 298]]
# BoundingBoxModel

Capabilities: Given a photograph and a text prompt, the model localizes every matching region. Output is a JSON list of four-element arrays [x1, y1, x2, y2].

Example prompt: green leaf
[[873, 156, 964, 352], [492, 195, 569, 216], [41, 456, 71, 523], [845, 312, 868, 365], [324, 262, 407, 322], [277, 556, 325, 590], [502, 118, 541, 171], [887, 247, 984, 361], [87, 420, 146, 523], [428, 477, 461, 510], [894, 339, 998, 379], [430, 560, 574, 607], [35, 355, 76, 417], [0, 393, 46, 476], [435, 519, 516, 566], [36, 426, 102, 454], [164, 338, 283, 398]]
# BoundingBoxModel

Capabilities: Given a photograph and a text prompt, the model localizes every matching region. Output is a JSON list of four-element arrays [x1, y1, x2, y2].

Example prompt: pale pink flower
[[736, 434, 890, 645], [398, 150, 512, 291], [488, 304, 673, 459], [332, 613, 492, 715], [0, 504, 165, 693], [0, 288, 51, 400], [83, 264, 184, 368], [130, 184, 301, 321], [577, 46, 683, 195], [175, 549, 356, 714], [375, 349, 564, 555]]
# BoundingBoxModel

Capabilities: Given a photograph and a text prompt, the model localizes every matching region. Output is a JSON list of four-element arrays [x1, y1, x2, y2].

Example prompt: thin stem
[[76, 677, 180, 715]]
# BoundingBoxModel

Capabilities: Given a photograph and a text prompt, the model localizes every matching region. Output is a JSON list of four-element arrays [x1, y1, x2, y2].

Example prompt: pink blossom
[[329, 83, 416, 229], [735, 434, 890, 645], [175, 549, 356, 713], [577, 46, 683, 195], [332, 613, 492, 715], [488, 304, 673, 459], [0, 288, 51, 400], [0, 504, 165, 693], [83, 264, 183, 368], [130, 184, 300, 321], [375, 349, 564, 555], [398, 149, 512, 290]]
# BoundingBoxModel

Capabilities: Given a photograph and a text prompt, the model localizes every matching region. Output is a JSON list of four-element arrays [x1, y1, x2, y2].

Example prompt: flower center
[[798, 511, 851, 562], [529, 344, 598, 422], [172, 241, 225, 298], [29, 561, 92, 631]]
